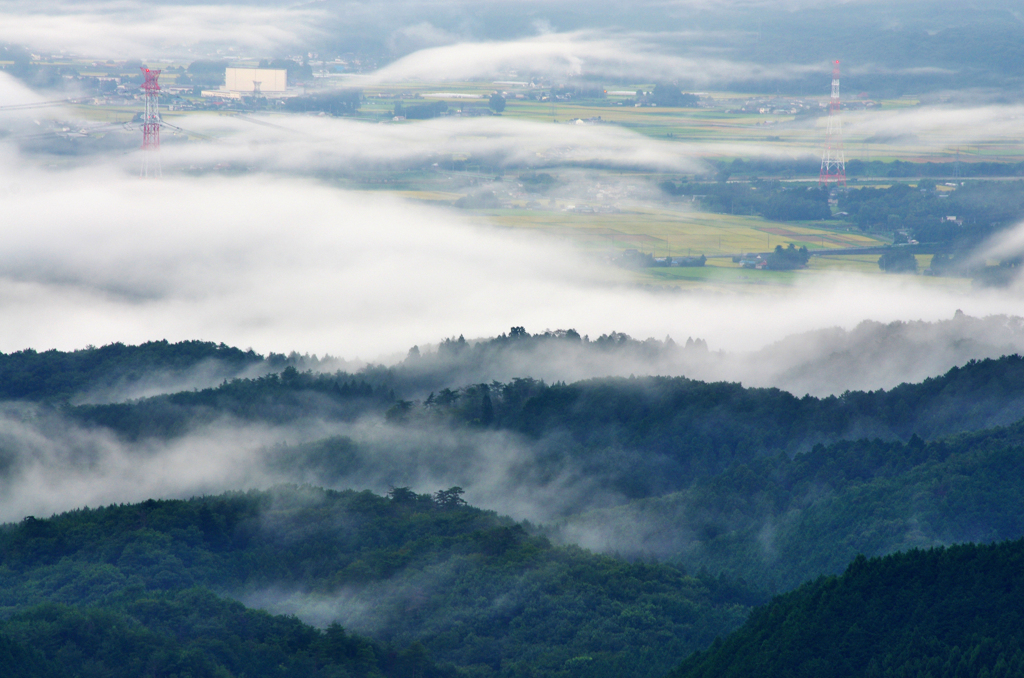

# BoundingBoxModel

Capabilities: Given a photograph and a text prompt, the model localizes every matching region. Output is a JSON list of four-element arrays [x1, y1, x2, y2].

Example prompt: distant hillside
[[1, 588, 453, 678], [670, 538, 1024, 678], [552, 420, 1024, 590], [0, 486, 763, 678], [65, 355, 1024, 502], [0, 340, 304, 404]]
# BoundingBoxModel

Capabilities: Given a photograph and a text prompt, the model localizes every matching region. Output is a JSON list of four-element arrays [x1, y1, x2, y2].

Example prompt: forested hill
[[74, 352, 1024, 441], [0, 589, 455, 678], [66, 355, 1024, 500], [0, 340, 294, 403], [553, 419, 1024, 590], [0, 486, 763, 678], [670, 538, 1024, 678]]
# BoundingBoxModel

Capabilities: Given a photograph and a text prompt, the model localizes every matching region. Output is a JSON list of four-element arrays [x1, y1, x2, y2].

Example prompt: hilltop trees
[[766, 243, 811, 270], [878, 248, 918, 273], [0, 486, 762, 678], [651, 84, 700, 107], [670, 539, 1024, 678]]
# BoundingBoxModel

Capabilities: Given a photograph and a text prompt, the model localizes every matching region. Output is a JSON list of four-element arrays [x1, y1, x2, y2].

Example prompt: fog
[[0, 400, 621, 525], [6, 311, 1024, 528], [71, 357, 284, 405], [365, 31, 821, 84], [158, 113, 709, 174], [844, 104, 1024, 151], [0, 405, 285, 523], [366, 29, 970, 86], [971, 218, 1024, 266], [51, 101, 1024, 181], [0, 2, 323, 58], [1, 137, 1023, 360], [383, 311, 1024, 399]]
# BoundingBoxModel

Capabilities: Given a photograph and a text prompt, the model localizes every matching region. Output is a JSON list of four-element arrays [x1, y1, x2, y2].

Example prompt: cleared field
[[633, 264, 802, 289], [483, 207, 885, 258], [627, 251, 974, 289]]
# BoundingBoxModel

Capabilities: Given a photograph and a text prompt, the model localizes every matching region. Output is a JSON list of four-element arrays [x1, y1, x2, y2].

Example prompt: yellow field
[[482, 207, 883, 258]]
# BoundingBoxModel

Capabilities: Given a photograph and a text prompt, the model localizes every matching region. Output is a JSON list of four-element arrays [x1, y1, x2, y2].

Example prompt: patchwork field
[[483, 208, 884, 258]]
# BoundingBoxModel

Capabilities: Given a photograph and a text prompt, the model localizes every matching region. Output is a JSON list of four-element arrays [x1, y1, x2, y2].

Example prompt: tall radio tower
[[819, 60, 846, 187], [141, 67, 162, 178]]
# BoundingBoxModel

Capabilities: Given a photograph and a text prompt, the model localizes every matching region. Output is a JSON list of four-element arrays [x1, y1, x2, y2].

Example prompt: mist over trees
[[3, 326, 1024, 676], [0, 486, 762, 678]]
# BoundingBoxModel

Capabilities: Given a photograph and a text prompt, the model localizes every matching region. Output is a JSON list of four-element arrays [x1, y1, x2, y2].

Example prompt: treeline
[[706, 157, 1024, 180], [395, 100, 448, 119], [766, 243, 809, 270], [0, 339, 350, 404], [71, 366, 390, 438], [839, 181, 1024, 244], [283, 90, 362, 116], [0, 486, 763, 678], [388, 355, 1024, 494], [55, 349, 1024, 501], [0, 588, 450, 678], [0, 340, 263, 403], [670, 538, 1024, 678], [853, 159, 1024, 179], [660, 180, 832, 221], [659, 174, 1024, 248]]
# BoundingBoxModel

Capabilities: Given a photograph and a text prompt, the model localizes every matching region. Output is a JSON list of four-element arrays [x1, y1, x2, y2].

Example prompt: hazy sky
[[2, 0, 1020, 85]]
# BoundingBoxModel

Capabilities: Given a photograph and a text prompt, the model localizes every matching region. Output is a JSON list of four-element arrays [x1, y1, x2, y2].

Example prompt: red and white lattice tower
[[140, 67, 162, 178], [819, 60, 846, 187]]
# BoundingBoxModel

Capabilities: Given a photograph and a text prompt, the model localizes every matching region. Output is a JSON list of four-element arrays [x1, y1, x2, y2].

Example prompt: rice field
[[482, 208, 885, 258]]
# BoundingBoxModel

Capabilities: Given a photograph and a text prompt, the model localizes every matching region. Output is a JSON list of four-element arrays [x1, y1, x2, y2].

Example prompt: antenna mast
[[819, 60, 846, 187], [141, 67, 162, 178], [252, 80, 262, 112]]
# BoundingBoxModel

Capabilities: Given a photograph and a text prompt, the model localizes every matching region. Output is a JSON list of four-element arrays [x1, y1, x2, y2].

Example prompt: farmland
[[20, 68, 1021, 290]]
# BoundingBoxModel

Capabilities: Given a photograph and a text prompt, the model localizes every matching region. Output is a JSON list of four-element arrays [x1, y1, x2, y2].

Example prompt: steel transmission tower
[[141, 67, 162, 178], [819, 60, 846, 187]]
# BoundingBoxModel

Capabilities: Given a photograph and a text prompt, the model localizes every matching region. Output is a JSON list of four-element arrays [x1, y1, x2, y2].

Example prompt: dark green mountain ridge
[[551, 420, 1024, 590], [670, 538, 1024, 678], [62, 353, 1024, 505], [0, 588, 451, 678], [0, 486, 761, 678]]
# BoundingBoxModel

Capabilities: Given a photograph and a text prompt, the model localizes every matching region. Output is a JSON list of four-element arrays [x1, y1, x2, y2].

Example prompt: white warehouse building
[[202, 68, 289, 99]]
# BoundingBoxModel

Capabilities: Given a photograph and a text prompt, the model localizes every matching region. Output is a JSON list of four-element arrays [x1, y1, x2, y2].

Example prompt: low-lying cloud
[[1, 146, 1024, 362], [365, 30, 823, 84], [0, 401, 619, 526], [0, 1, 323, 58], [160, 113, 709, 174], [844, 103, 1024, 151]]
